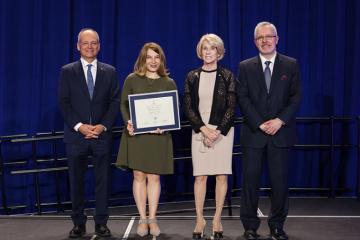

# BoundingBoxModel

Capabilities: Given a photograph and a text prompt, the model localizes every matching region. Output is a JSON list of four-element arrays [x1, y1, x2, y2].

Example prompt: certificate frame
[[128, 90, 181, 134]]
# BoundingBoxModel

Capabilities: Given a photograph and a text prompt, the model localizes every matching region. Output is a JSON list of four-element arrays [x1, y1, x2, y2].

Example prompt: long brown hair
[[133, 42, 169, 77]]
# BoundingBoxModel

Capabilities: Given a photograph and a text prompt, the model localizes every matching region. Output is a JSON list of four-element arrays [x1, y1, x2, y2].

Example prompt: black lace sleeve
[[183, 70, 205, 133], [217, 68, 237, 135]]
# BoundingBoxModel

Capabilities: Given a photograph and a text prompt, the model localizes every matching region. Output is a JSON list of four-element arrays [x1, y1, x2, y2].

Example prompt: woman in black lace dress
[[183, 34, 237, 239]]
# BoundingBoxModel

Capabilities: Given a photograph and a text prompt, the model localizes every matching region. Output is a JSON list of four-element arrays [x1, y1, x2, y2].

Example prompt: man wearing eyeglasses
[[58, 28, 120, 238], [236, 22, 302, 240]]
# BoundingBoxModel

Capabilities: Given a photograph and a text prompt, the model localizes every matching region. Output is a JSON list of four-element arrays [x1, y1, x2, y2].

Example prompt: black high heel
[[192, 231, 204, 240], [211, 221, 223, 239], [192, 219, 206, 240], [211, 231, 223, 239]]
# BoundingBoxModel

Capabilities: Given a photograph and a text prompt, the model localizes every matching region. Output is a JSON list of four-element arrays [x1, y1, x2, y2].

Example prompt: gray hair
[[77, 28, 100, 43], [254, 22, 278, 39]]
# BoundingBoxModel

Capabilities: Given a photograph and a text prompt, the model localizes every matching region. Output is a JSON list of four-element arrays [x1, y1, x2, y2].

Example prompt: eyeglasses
[[255, 35, 277, 41]]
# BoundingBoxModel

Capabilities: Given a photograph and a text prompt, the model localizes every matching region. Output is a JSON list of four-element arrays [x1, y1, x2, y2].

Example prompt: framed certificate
[[128, 90, 181, 134]]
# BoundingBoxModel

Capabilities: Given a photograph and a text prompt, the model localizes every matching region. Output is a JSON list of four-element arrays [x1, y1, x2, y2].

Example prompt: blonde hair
[[133, 42, 169, 77], [196, 34, 225, 60]]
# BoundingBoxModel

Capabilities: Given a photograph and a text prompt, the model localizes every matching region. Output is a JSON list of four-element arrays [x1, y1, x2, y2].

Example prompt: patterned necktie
[[87, 64, 94, 98], [264, 61, 271, 93]]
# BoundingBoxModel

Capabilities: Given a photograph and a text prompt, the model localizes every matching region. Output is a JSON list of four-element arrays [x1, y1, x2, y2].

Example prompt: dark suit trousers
[[240, 140, 289, 230], [66, 137, 112, 225]]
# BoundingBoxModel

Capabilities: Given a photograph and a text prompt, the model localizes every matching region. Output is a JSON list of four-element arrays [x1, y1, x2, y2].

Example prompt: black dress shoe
[[270, 228, 288, 240], [95, 224, 112, 237], [69, 224, 86, 238], [243, 229, 258, 240]]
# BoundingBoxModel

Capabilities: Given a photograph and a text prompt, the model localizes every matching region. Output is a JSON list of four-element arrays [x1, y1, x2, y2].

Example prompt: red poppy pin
[[281, 75, 288, 81]]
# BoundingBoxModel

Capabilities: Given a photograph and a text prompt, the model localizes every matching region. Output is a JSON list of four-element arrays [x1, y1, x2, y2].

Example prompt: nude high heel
[[148, 218, 161, 237], [137, 218, 148, 237]]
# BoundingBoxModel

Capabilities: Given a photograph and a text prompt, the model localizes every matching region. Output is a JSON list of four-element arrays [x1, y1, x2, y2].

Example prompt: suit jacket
[[58, 60, 120, 143], [237, 53, 301, 148]]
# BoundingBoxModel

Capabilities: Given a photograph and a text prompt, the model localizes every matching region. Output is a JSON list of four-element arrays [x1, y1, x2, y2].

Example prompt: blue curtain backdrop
[[1, 0, 360, 213]]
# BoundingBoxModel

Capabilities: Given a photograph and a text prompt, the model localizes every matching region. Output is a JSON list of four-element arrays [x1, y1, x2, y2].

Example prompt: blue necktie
[[264, 61, 271, 93], [87, 64, 94, 99]]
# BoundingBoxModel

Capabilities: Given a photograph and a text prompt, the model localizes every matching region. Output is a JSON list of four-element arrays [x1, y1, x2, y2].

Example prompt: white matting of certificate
[[134, 96, 175, 128]]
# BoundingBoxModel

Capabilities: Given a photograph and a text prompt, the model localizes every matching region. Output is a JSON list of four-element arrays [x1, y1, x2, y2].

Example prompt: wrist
[[200, 126, 207, 134], [277, 118, 285, 125], [74, 122, 83, 131]]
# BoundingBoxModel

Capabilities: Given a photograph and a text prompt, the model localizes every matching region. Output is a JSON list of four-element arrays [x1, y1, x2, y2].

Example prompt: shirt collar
[[259, 53, 276, 66], [80, 58, 97, 68]]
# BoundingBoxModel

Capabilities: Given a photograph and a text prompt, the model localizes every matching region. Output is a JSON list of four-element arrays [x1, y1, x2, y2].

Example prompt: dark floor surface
[[1, 197, 360, 240]]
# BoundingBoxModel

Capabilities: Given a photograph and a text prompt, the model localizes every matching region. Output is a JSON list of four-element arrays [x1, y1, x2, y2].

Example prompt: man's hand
[[79, 124, 98, 139], [259, 123, 270, 132], [260, 118, 284, 135], [93, 124, 105, 135]]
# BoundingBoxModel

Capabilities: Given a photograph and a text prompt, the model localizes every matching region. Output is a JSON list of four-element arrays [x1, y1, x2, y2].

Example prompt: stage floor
[[1, 197, 360, 240]]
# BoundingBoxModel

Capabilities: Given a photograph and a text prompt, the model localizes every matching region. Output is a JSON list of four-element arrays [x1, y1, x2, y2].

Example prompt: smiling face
[[77, 29, 100, 63], [145, 48, 161, 73], [254, 24, 278, 58], [201, 40, 219, 65]]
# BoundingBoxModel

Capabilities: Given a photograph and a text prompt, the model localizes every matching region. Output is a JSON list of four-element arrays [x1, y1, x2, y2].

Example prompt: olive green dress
[[116, 73, 177, 174]]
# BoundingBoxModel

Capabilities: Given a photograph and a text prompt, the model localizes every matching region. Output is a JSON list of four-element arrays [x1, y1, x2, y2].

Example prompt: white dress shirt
[[74, 58, 98, 131], [259, 53, 276, 75]]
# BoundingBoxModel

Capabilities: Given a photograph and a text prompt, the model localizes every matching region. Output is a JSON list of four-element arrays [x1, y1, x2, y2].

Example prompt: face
[[201, 41, 218, 65], [77, 30, 100, 62], [145, 48, 161, 73], [254, 25, 278, 57]]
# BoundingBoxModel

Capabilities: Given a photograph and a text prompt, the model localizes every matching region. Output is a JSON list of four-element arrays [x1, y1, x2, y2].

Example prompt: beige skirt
[[191, 125, 234, 176]]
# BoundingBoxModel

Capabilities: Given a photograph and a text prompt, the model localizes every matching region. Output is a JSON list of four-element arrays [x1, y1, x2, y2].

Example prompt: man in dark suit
[[237, 22, 301, 240], [58, 28, 120, 238]]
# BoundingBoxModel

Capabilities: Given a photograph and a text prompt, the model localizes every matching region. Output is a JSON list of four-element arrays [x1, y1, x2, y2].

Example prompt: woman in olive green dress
[[116, 42, 177, 237]]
